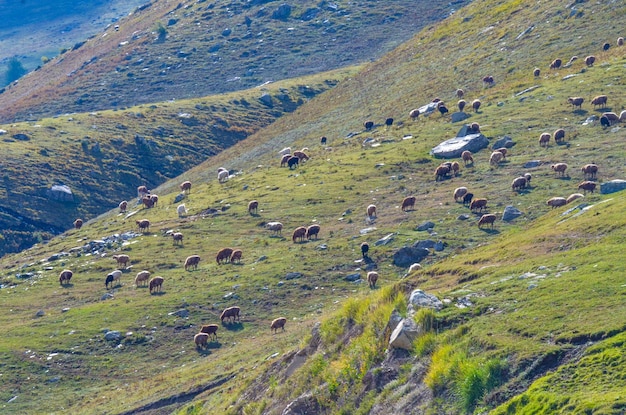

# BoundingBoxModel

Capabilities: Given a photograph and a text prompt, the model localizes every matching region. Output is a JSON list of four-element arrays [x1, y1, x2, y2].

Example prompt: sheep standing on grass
[[361, 242, 369, 258], [591, 95, 607, 108], [539, 132, 551, 147], [113, 254, 130, 268], [59, 270, 73, 285], [194, 333, 209, 349], [454, 187, 468, 202], [149, 276, 164, 293], [135, 270, 150, 287], [581, 164, 598, 179], [180, 181, 192, 194], [470, 198, 487, 212], [136, 219, 150, 233], [478, 214, 497, 229], [367, 271, 379, 288], [177, 204, 188, 218], [265, 222, 283, 235], [547, 197, 567, 209], [74, 219, 83, 229], [553, 129, 566, 144], [271, 317, 287, 333], [551, 163, 568, 177], [472, 99, 481, 112], [280, 154, 291, 167], [218, 170, 229, 183], [200, 324, 219, 341], [366, 204, 377, 219], [216, 248, 234, 264], [248, 200, 259, 214], [461, 150, 473, 166], [550, 58, 562, 69], [306, 225, 321, 240], [172, 232, 184, 245], [490, 151, 504, 166], [185, 255, 201, 270], [568, 97, 584, 109], [105, 270, 122, 289], [401, 196, 416, 212], [119, 201, 128, 213], [221, 306, 241, 324], [409, 109, 420, 121], [566, 193, 585, 204], [458, 100, 466, 112], [578, 181, 597, 194], [230, 249, 243, 264], [511, 177, 528, 191], [292, 226, 307, 243]]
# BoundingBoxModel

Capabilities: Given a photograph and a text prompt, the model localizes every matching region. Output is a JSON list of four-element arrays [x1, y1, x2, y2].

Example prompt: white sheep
[[265, 222, 283, 235], [177, 204, 188, 218], [218, 170, 229, 183], [278, 147, 291, 157]]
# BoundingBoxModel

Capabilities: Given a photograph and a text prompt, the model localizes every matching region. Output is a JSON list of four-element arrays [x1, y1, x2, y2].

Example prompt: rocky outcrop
[[430, 133, 489, 159], [393, 246, 429, 267], [601, 180, 626, 194]]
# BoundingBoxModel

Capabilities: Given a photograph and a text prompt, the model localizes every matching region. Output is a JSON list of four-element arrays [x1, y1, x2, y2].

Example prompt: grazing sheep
[[470, 198, 487, 212], [74, 218, 83, 229], [361, 242, 369, 258], [547, 197, 567, 209], [287, 156, 299, 169], [456, 88, 464, 99], [585, 55, 596, 67], [278, 147, 291, 157], [565, 56, 578, 66], [59, 269, 73, 285], [135, 270, 150, 287], [271, 317, 287, 333], [385, 118, 394, 127], [306, 224, 321, 240], [469, 122, 481, 133], [172, 232, 184, 245], [578, 181, 597, 194], [180, 181, 192, 194], [230, 249, 243, 263], [408, 263, 422, 273], [218, 169, 229, 183], [568, 97, 584, 109], [600, 115, 611, 128], [136, 219, 150, 232], [435, 164, 450, 181], [220, 306, 241, 323], [550, 58, 562, 69], [409, 109, 420, 121], [618, 37, 624, 46], [320, 136, 327, 145], [451, 161, 460, 176], [184, 255, 201, 271], [539, 132, 551, 147], [113, 254, 130, 268], [248, 200, 259, 214], [142, 196, 155, 209], [482, 75, 494, 86], [137, 185, 149, 198], [493, 147, 506, 159], [619, 111, 626, 122], [478, 214, 497, 229], [489, 151, 504, 166], [603, 42, 610, 51], [217, 167, 227, 174], [200, 324, 219, 341], [472, 99, 481, 112], [119, 201, 128, 213], [367, 271, 379, 289], [265, 221, 283, 235], [364, 121, 374, 130], [581, 164, 598, 179], [292, 226, 307, 243], [591, 95, 608, 108], [566, 193, 585, 204], [438, 103, 449, 116], [194, 333, 209, 349], [533, 68, 541, 77], [401, 196, 416, 212], [293, 151, 310, 162], [602, 112, 619, 125], [149, 194, 159, 207], [367, 204, 377, 219], [458, 99, 466, 112], [105, 270, 122, 289], [177, 203, 188, 218], [511, 176, 528, 191], [524, 173, 532, 185], [553, 129, 566, 144], [216, 248, 234, 264], [149, 276, 164, 293], [461, 150, 474, 166], [454, 187, 468, 202], [463, 193, 474, 206], [280, 154, 292, 167], [551, 163, 568, 177]]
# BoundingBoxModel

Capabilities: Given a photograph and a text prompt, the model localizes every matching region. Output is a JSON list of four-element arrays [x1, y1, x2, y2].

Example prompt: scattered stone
[[285, 272, 303, 280], [259, 93, 273, 107], [582, 115, 598, 126], [434, 241, 445, 252], [393, 246, 429, 267], [47, 185, 74, 202], [601, 180, 626, 194], [344, 273, 361, 282], [101, 293, 114, 301], [221, 28, 232, 36], [523, 160, 542, 168], [430, 133, 489, 159], [169, 309, 189, 318], [416, 221, 435, 231], [414, 240, 435, 249], [271, 3, 292, 20], [315, 244, 328, 250], [104, 331, 122, 342], [492, 135, 515, 149], [62, 308, 70, 313], [35, 310, 45, 317], [408, 289, 443, 311], [386, 309, 404, 334], [12, 133, 30, 141], [389, 317, 420, 350], [502, 205, 523, 221], [174, 193, 186, 203], [458, 214, 471, 220], [16, 272, 35, 279], [451, 111, 471, 123], [257, 255, 268, 262], [375, 233, 395, 246]]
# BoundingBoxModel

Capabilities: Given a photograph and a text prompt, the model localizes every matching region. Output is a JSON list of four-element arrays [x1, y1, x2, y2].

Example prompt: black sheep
[[361, 242, 370, 258]]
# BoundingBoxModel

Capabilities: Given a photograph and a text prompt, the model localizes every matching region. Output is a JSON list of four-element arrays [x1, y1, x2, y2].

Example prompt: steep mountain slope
[[0, 0, 625, 414], [0, 0, 469, 123]]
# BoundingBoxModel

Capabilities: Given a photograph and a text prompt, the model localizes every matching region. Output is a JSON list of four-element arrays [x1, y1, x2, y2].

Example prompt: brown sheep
[[306, 224, 321, 240], [367, 271, 379, 289], [172, 232, 184, 245], [581, 164, 598, 179], [180, 181, 192, 194], [511, 177, 527, 191], [248, 200, 259, 214], [458, 99, 466, 112], [136, 219, 150, 232], [524, 173, 532, 184], [482, 75, 494, 86], [553, 129, 566, 144], [578, 181, 597, 194], [220, 306, 241, 323], [469, 122, 481, 133], [280, 154, 292, 167], [493, 147, 507, 159], [150, 194, 159, 207], [200, 324, 219, 341], [461, 150, 474, 166], [142, 196, 155, 209], [489, 151, 504, 166], [137, 185, 149, 198], [470, 198, 487, 212], [367, 204, 377, 218], [454, 187, 468, 202], [539, 132, 551, 147], [533, 68, 541, 77], [194, 333, 209, 349], [119, 201, 128, 213], [409, 109, 420, 121], [230, 249, 243, 263], [550, 58, 562, 69], [566, 56, 578, 66], [216, 248, 234, 264], [591, 95, 608, 109], [450, 161, 460, 176], [292, 226, 307, 243], [73, 218, 83, 230], [185, 255, 201, 271], [59, 269, 73, 285], [584, 55, 596, 66], [456, 88, 464, 99], [401, 196, 416, 212], [472, 99, 481, 112], [435, 164, 450, 181], [566, 193, 585, 204], [478, 214, 497, 229], [271, 317, 287, 334], [551, 163, 568, 177], [602, 112, 619, 125], [547, 197, 567, 209], [135, 270, 150, 287], [618, 37, 625, 47], [568, 97, 584, 109], [113, 254, 130, 268], [293, 151, 310, 162], [149, 276, 164, 293]]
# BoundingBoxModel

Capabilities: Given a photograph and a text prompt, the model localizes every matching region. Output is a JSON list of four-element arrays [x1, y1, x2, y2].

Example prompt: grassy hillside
[[0, 0, 469, 123], [1, 0, 626, 414]]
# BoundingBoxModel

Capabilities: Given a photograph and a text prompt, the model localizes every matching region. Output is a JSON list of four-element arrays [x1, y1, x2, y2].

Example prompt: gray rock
[[47, 185, 74, 202], [375, 233, 395, 246], [601, 180, 626, 194], [430, 133, 489, 159], [458, 214, 470, 220], [221, 28, 232, 36], [389, 317, 421, 350], [492, 135, 515, 149], [502, 205, 523, 221], [434, 241, 445, 252], [344, 273, 361, 282], [169, 309, 189, 318], [523, 160, 542, 168], [62, 308, 70, 313], [174, 193, 186, 203], [386, 309, 404, 334], [416, 221, 435, 231], [285, 272, 303, 280], [35, 310, 45, 317], [272, 3, 292, 20], [315, 244, 328, 250], [259, 93, 273, 107], [393, 246, 429, 267], [408, 289, 443, 311], [413, 240, 435, 249], [101, 293, 114, 301], [282, 392, 320, 415], [257, 255, 268, 262], [360, 227, 377, 234], [417, 101, 438, 116], [16, 272, 35, 279], [451, 111, 471, 123], [104, 331, 122, 341], [12, 133, 30, 141]]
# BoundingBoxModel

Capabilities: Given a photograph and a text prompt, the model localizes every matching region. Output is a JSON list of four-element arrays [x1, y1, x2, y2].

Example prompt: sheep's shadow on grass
[[556, 142, 571, 148], [230, 262, 244, 266], [269, 235, 286, 240], [479, 228, 500, 235], [207, 341, 222, 350], [249, 212, 260, 218], [556, 176, 571, 181], [60, 283, 74, 288], [195, 347, 212, 356], [221, 322, 244, 332], [150, 291, 166, 296], [573, 109, 588, 116], [595, 106, 613, 113]]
